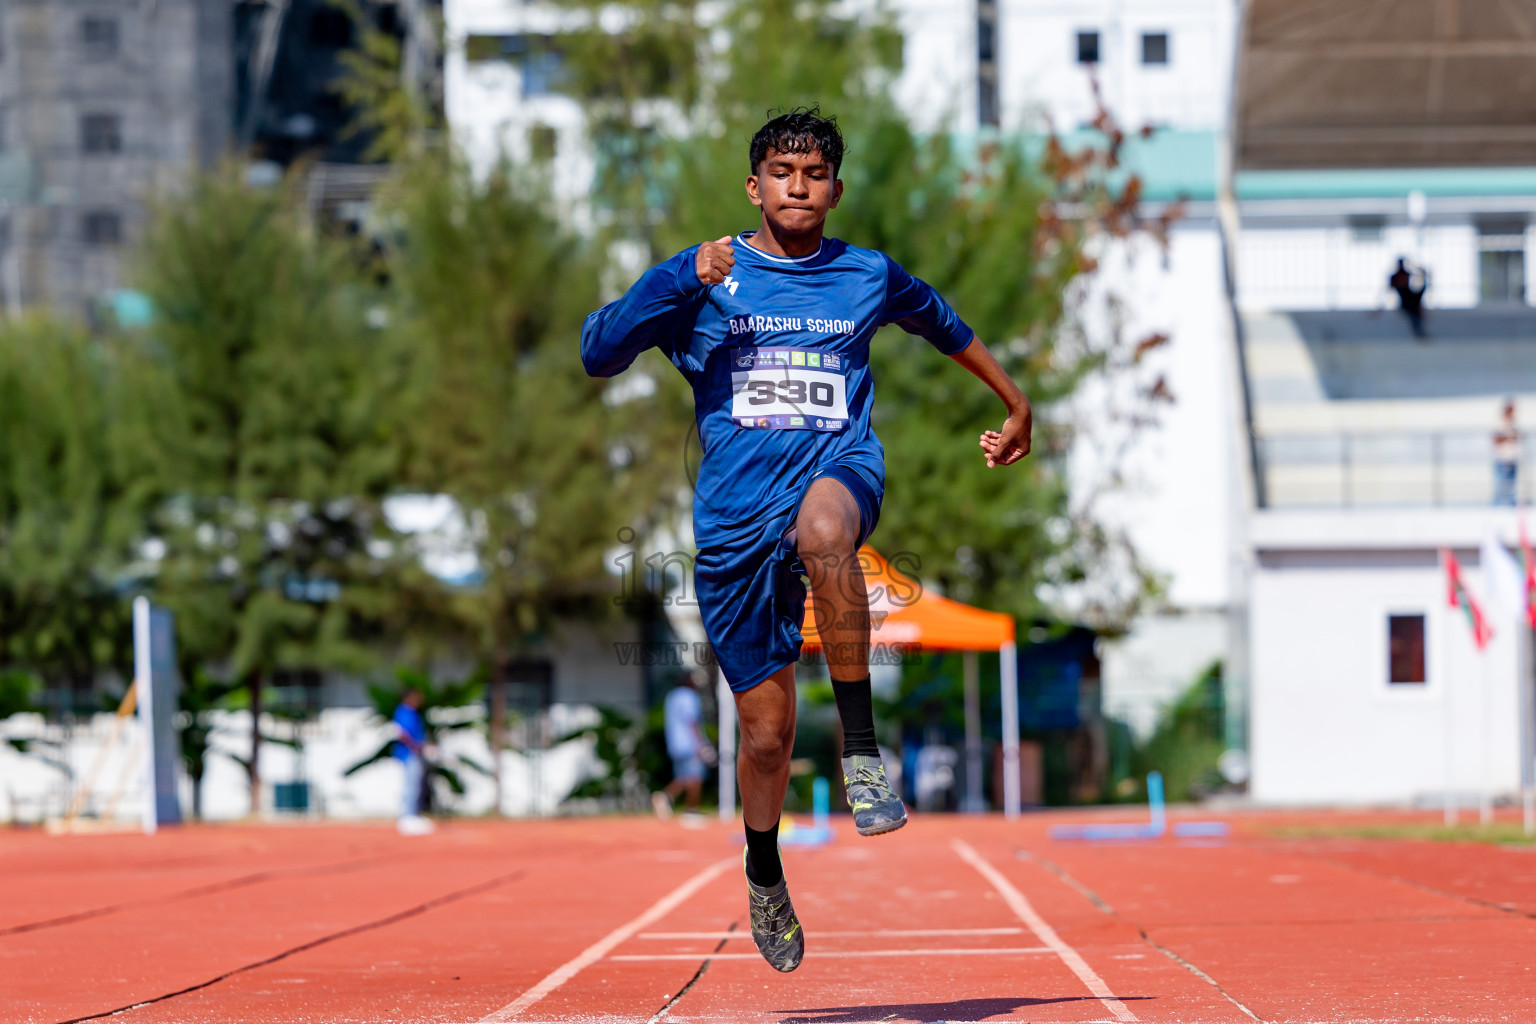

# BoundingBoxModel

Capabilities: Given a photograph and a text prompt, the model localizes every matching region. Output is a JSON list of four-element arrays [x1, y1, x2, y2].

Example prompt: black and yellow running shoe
[[842, 754, 908, 836], [745, 852, 805, 973]]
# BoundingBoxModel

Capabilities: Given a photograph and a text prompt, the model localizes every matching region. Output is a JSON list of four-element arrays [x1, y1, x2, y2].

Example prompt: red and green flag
[[1443, 549, 1494, 650], [1519, 510, 1536, 631]]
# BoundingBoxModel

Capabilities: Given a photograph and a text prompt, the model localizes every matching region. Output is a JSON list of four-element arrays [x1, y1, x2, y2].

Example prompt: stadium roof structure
[[1237, 0, 1536, 169]]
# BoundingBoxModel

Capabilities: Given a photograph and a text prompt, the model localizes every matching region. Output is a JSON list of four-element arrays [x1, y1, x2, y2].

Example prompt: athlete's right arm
[[579, 238, 735, 377]]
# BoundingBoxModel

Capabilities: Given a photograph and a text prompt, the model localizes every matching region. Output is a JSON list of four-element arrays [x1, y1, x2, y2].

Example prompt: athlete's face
[[746, 148, 843, 235]]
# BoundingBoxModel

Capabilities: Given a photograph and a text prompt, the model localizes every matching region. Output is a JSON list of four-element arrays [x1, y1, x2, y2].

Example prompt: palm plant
[[343, 666, 490, 811], [0, 669, 70, 781]]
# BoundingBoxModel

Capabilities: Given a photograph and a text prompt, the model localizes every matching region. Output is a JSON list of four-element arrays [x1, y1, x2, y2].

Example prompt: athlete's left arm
[[880, 254, 1031, 468], [950, 338, 1032, 469]]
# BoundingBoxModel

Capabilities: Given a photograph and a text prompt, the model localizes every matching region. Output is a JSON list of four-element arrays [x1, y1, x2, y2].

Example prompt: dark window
[[1388, 615, 1426, 685], [530, 123, 558, 161], [1141, 31, 1169, 65], [82, 210, 122, 245], [1478, 220, 1527, 305], [1077, 30, 1100, 64], [1349, 214, 1386, 241], [81, 113, 121, 154], [80, 16, 119, 60], [309, 8, 353, 48], [522, 50, 563, 96], [271, 667, 323, 713], [978, 18, 996, 64], [979, 74, 999, 127]]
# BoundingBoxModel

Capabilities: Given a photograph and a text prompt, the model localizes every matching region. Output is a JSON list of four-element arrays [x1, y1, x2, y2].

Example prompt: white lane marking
[[610, 946, 1052, 961], [638, 927, 1025, 940], [479, 856, 737, 1022], [952, 839, 1138, 1024]]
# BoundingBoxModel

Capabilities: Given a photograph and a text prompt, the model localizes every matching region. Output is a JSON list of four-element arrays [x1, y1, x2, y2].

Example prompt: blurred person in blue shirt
[[654, 673, 713, 821], [393, 688, 433, 835]]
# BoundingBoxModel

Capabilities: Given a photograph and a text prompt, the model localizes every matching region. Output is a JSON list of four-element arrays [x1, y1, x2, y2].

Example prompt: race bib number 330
[[729, 347, 849, 431]]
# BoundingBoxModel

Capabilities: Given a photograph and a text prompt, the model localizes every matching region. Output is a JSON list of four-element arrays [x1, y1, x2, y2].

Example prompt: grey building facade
[[0, 0, 231, 314]]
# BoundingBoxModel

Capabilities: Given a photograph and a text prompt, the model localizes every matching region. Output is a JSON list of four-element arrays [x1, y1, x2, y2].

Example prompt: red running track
[[3, 812, 1534, 1024]]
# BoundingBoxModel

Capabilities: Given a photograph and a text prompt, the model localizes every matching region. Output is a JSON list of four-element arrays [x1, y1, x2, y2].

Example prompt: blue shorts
[[695, 462, 883, 693], [670, 752, 706, 781]]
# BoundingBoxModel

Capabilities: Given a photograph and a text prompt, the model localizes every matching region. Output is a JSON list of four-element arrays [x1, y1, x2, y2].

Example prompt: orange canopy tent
[[798, 548, 1024, 818], [800, 548, 1014, 651]]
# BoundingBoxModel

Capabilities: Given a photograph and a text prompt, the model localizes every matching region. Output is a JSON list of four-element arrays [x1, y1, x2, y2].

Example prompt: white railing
[[1259, 431, 1534, 508]]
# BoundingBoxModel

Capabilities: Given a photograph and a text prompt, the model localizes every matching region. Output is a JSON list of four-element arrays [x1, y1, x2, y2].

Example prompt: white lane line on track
[[611, 947, 1052, 961], [952, 839, 1138, 1024], [638, 927, 1026, 940], [479, 856, 737, 1022]]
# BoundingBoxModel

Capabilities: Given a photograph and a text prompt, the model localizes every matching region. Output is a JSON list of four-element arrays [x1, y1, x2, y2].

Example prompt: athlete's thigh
[[795, 476, 861, 553], [734, 663, 797, 742]]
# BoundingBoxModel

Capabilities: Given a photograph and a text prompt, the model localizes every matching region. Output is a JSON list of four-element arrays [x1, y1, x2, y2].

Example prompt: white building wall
[[1249, 509, 1532, 805], [1087, 223, 1239, 729], [999, 0, 1232, 131], [887, 0, 976, 133]]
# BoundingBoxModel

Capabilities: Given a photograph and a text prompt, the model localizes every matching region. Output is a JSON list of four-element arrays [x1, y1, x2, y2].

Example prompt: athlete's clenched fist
[[696, 236, 736, 286]]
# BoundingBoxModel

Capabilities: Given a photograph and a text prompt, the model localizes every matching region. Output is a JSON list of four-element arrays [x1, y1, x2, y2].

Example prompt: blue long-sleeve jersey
[[581, 232, 973, 547]]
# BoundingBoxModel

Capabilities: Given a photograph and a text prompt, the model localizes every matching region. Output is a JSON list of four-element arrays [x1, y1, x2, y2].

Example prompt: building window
[[82, 210, 122, 246], [80, 15, 119, 60], [1142, 32, 1169, 65], [1387, 614, 1426, 685], [308, 8, 353, 49], [1349, 214, 1386, 241], [1076, 30, 1100, 65], [978, 2, 999, 127], [529, 123, 558, 161], [978, 7, 996, 63], [978, 70, 999, 128], [522, 49, 563, 97], [81, 113, 121, 154], [1478, 219, 1527, 305]]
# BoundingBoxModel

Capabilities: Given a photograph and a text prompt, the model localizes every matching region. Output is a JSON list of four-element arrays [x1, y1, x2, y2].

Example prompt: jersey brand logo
[[722, 275, 740, 296]]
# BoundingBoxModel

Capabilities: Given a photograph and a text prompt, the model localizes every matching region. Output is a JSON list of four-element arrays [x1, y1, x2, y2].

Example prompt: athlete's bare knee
[[797, 513, 855, 566], [742, 725, 792, 775]]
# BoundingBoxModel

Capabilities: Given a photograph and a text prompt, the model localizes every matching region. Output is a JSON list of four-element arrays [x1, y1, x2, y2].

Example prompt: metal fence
[[1258, 431, 1535, 508]]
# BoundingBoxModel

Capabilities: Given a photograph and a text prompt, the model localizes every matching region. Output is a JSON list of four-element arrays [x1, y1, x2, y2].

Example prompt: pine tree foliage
[[0, 317, 136, 690]]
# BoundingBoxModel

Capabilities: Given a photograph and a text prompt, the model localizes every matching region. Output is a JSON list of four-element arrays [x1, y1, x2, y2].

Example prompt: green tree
[[0, 316, 137, 703], [375, 153, 693, 794], [1132, 661, 1226, 802], [0, 668, 71, 782], [129, 168, 409, 814], [176, 669, 244, 820]]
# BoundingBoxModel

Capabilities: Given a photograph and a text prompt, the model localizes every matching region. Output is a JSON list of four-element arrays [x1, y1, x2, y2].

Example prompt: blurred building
[[1232, 0, 1536, 805], [0, 0, 231, 315], [0, 0, 440, 316]]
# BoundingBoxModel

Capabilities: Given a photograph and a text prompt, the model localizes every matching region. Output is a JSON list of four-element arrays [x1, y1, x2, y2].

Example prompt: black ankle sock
[[832, 675, 879, 758], [744, 820, 783, 887]]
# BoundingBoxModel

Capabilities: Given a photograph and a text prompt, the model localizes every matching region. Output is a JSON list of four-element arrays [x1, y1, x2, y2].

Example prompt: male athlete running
[[581, 110, 1031, 973]]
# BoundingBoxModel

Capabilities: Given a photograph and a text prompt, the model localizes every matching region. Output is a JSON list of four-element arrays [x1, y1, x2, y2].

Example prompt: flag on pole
[[1481, 533, 1527, 621], [1519, 509, 1536, 630], [1443, 548, 1494, 650]]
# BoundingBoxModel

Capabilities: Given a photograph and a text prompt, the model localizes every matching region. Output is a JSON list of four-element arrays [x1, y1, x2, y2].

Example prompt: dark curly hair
[[749, 107, 845, 178]]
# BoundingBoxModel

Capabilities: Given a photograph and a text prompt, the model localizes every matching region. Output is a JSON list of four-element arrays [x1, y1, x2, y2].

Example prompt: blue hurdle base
[[1049, 771, 1230, 842]]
